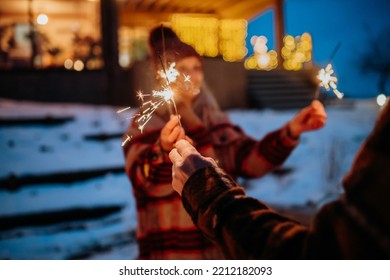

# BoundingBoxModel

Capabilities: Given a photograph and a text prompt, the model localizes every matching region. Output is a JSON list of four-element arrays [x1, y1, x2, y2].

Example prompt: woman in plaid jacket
[[122, 26, 327, 259]]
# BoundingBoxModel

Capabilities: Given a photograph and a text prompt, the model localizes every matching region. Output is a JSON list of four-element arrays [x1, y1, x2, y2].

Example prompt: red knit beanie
[[149, 25, 201, 67]]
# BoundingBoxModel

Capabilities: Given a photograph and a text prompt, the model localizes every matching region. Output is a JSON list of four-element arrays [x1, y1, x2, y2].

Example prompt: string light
[[171, 15, 247, 61], [244, 36, 277, 70], [377, 94, 388, 107], [37, 13, 49, 25], [282, 33, 312, 71]]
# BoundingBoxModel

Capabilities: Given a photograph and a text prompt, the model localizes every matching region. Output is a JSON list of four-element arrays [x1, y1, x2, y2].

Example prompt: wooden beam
[[121, 0, 140, 12], [120, 11, 173, 26], [135, 0, 157, 11], [219, 0, 275, 18], [0, 11, 89, 19], [100, 0, 120, 104], [274, 0, 285, 68], [147, 0, 168, 9], [159, 0, 185, 12]]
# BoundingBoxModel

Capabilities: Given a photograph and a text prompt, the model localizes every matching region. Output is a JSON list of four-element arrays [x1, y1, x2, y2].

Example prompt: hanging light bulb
[[376, 94, 388, 107], [37, 13, 49, 25]]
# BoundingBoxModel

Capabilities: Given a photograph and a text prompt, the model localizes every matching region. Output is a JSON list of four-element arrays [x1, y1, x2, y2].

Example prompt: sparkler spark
[[317, 63, 344, 99], [134, 84, 177, 133], [153, 86, 174, 101], [121, 134, 132, 147], [158, 62, 179, 84], [120, 24, 193, 140], [116, 106, 131, 114], [136, 90, 145, 102], [132, 58, 184, 132]]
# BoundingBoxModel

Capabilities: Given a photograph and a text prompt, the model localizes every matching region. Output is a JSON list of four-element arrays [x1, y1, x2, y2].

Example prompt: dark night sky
[[247, 0, 390, 98]]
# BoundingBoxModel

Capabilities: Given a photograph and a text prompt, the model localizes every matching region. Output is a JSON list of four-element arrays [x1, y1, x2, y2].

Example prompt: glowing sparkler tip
[[317, 63, 343, 99], [159, 62, 179, 84], [153, 87, 174, 102]]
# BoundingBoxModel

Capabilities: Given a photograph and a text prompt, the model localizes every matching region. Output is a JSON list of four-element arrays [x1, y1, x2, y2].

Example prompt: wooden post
[[28, 0, 38, 68], [274, 0, 285, 68], [100, 0, 120, 104]]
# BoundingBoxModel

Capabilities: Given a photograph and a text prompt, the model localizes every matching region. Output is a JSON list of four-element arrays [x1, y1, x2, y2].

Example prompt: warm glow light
[[258, 54, 270, 67], [377, 94, 388, 106], [119, 53, 131, 68], [282, 33, 312, 71], [73, 60, 84, 71], [171, 15, 247, 61], [37, 14, 48, 25], [245, 35, 278, 70], [64, 59, 73, 70]]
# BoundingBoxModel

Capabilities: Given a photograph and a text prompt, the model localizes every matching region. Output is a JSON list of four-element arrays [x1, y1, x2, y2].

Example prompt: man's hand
[[169, 140, 216, 195], [288, 100, 327, 138]]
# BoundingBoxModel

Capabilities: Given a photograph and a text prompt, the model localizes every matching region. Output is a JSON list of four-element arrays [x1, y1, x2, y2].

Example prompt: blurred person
[[122, 26, 327, 259], [169, 103, 390, 259]]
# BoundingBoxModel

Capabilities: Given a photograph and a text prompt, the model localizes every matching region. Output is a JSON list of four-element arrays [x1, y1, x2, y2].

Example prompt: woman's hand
[[160, 115, 186, 152], [288, 100, 327, 138]]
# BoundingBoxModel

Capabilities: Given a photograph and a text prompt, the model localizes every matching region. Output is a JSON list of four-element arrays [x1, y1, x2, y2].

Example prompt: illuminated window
[[0, 0, 102, 70], [118, 26, 149, 68]]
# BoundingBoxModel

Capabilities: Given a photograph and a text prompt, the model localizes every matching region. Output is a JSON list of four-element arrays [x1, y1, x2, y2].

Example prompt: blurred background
[[0, 0, 389, 259]]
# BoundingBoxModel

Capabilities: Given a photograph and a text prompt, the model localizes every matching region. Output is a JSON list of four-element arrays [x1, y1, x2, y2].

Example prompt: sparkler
[[317, 63, 344, 99], [133, 61, 183, 133], [118, 60, 187, 144], [118, 25, 191, 145], [316, 42, 344, 99]]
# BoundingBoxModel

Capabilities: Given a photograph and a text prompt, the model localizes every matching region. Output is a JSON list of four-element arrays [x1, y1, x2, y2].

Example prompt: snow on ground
[[231, 101, 380, 207], [0, 98, 381, 259]]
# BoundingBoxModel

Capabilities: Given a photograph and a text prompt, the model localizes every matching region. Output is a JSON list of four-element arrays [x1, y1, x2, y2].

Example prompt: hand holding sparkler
[[160, 115, 186, 151], [160, 115, 193, 152], [288, 100, 327, 138]]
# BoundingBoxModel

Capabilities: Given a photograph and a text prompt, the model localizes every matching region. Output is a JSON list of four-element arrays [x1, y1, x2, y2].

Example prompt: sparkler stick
[[327, 42, 341, 65], [161, 24, 167, 75], [157, 50, 183, 128]]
